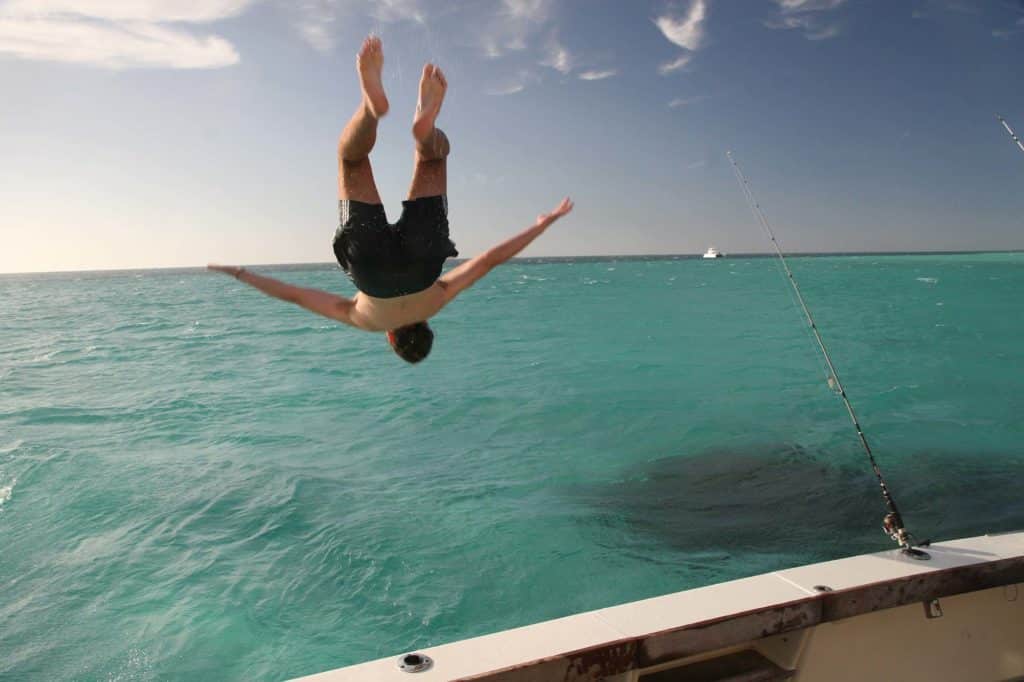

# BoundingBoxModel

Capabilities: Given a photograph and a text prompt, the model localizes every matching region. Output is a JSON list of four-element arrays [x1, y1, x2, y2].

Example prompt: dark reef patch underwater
[[577, 442, 1024, 563]]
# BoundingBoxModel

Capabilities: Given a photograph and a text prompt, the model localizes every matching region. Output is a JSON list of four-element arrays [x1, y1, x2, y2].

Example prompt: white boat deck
[[292, 531, 1024, 681]]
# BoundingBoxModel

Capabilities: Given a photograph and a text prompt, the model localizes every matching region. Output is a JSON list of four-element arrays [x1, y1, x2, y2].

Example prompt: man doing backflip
[[210, 36, 573, 363]]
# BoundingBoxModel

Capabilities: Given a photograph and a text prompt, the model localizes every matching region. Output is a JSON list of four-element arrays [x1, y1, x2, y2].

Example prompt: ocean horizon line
[[2, 248, 1022, 277]]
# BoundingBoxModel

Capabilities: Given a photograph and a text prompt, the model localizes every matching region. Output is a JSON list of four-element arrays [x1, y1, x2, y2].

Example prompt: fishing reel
[[883, 513, 930, 560]]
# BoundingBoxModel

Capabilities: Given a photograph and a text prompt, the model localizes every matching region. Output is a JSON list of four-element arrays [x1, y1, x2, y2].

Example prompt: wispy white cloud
[[766, 14, 840, 39], [0, 0, 253, 68], [1, 0, 254, 23], [541, 38, 572, 73], [481, 38, 504, 58], [654, 0, 707, 50], [686, 159, 707, 169], [503, 0, 549, 21], [766, 0, 845, 40], [806, 23, 839, 40], [472, 0, 560, 95], [478, 0, 554, 59], [993, 16, 1024, 39], [295, 1, 338, 53], [775, 0, 844, 11], [291, 0, 427, 53], [653, 0, 705, 76], [668, 94, 708, 108], [578, 69, 617, 81], [485, 68, 535, 95], [486, 82, 526, 96], [658, 53, 692, 75], [372, 0, 426, 23]]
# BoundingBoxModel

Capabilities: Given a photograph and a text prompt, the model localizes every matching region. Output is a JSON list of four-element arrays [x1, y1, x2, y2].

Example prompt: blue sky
[[1, 0, 1023, 273]]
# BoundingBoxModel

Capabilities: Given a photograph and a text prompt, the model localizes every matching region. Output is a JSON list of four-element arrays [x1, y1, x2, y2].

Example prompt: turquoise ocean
[[2, 253, 1023, 681]]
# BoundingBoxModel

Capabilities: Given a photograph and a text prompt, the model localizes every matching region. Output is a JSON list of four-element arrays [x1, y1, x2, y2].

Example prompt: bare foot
[[357, 35, 388, 118], [412, 63, 447, 144]]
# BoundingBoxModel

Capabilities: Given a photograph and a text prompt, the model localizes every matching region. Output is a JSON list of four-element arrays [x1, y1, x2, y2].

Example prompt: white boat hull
[[294, 531, 1024, 682]]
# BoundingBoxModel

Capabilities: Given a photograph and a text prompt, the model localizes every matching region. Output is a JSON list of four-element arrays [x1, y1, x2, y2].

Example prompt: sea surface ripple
[[1, 253, 1022, 680]]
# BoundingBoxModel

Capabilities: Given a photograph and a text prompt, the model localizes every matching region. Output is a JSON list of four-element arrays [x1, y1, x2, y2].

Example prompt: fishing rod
[[996, 114, 1024, 154], [726, 151, 929, 560]]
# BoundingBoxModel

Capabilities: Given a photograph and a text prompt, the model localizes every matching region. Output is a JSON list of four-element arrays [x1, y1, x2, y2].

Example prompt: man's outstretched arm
[[208, 265, 356, 326], [439, 197, 573, 302]]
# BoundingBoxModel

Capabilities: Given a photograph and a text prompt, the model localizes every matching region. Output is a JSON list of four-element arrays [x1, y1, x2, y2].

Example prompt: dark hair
[[388, 322, 434, 364]]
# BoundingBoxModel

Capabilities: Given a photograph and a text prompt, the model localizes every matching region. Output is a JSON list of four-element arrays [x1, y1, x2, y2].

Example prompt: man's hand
[[536, 197, 574, 228], [439, 195, 574, 303], [208, 264, 245, 278]]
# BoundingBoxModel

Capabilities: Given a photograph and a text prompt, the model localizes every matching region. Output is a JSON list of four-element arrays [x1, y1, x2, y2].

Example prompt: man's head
[[386, 322, 434, 364]]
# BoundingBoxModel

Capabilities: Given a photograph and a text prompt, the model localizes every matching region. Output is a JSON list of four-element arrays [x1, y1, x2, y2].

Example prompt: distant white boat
[[703, 246, 724, 259]]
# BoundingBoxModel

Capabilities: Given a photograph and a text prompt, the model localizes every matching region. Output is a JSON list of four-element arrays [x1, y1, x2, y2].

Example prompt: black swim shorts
[[332, 195, 459, 298]]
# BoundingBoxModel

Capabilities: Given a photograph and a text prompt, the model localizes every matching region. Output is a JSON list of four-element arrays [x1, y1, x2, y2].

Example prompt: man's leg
[[338, 36, 389, 204], [407, 64, 449, 200]]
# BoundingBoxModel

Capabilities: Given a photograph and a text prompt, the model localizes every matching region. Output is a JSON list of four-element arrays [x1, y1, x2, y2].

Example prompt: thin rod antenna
[[726, 151, 926, 557], [997, 114, 1024, 154]]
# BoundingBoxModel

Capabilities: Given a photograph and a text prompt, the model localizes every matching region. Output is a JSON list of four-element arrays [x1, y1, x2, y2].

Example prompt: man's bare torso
[[350, 283, 447, 331]]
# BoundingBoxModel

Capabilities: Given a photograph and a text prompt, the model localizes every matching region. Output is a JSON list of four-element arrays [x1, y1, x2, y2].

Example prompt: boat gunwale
[[454, 552, 1024, 681]]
